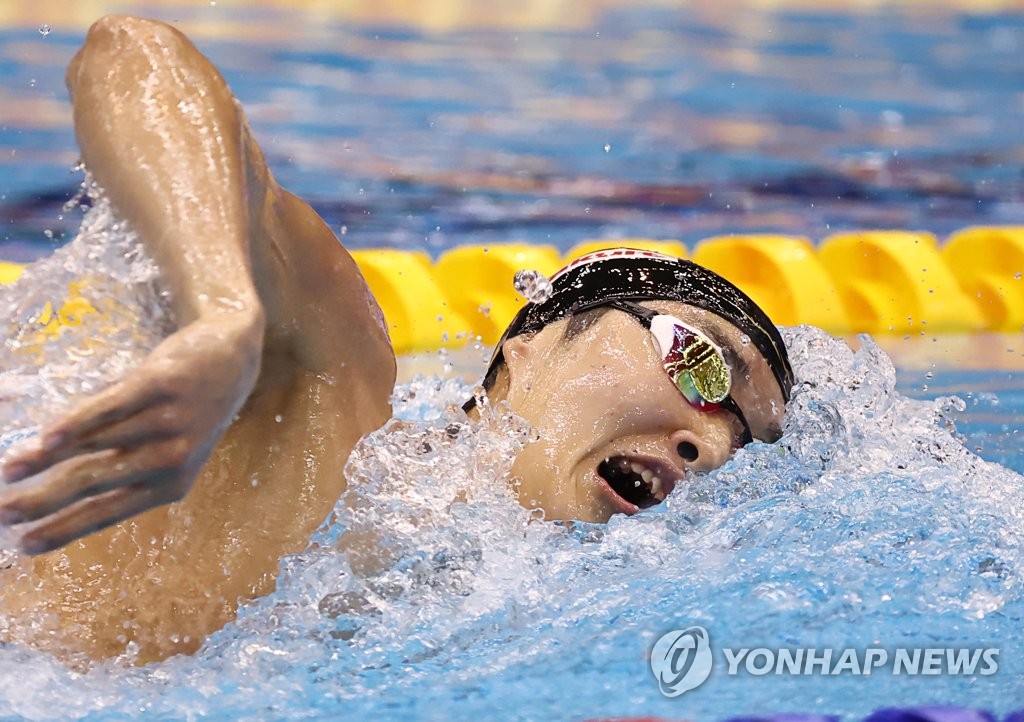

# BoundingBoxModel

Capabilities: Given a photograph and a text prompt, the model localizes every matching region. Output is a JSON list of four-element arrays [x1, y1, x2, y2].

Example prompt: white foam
[[1, 203, 1022, 717]]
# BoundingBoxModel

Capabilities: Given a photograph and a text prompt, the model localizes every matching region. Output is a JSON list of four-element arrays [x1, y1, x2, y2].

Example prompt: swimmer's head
[[472, 248, 794, 523]]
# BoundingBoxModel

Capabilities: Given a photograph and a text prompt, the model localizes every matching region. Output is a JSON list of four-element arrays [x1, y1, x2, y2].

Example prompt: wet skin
[[0, 16, 785, 663], [496, 301, 785, 523], [0, 16, 395, 663]]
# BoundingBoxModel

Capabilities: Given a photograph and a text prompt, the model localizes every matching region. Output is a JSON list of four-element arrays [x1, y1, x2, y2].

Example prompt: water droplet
[[477, 304, 491, 317], [43, 229, 53, 240], [739, 333, 750, 346], [340, 225, 348, 236], [274, 414, 283, 423], [603, 144, 611, 153], [38, 24, 51, 36], [1015, 272, 1022, 280], [925, 371, 934, 380], [513, 269, 554, 304]]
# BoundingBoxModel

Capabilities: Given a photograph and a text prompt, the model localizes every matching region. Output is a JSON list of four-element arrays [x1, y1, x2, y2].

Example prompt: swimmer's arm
[[0, 16, 266, 552], [66, 15, 263, 331]]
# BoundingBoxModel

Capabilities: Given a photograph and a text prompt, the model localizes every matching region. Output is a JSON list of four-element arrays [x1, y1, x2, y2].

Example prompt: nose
[[675, 437, 699, 462], [669, 428, 733, 472]]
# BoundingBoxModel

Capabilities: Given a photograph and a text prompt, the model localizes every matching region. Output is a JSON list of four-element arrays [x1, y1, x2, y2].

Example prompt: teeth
[[627, 461, 660, 490], [605, 457, 671, 501]]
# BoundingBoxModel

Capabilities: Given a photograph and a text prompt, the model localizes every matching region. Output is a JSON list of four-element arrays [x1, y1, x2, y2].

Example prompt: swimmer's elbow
[[203, 297, 267, 358], [85, 14, 184, 48], [68, 15, 193, 92]]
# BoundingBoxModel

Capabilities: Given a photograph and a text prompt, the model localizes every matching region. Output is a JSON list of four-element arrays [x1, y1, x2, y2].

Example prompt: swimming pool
[[1, 2, 1023, 720]]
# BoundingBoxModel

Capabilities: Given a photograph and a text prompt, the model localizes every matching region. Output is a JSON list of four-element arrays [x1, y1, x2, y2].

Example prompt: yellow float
[[3, 226, 1019, 346], [432, 243, 561, 346], [818, 230, 985, 334], [692, 234, 851, 333], [942, 226, 1024, 332], [349, 248, 470, 355], [0, 261, 24, 285]]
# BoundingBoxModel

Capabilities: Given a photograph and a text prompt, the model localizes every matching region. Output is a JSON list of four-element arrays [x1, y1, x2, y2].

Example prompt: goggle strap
[[718, 395, 754, 446], [606, 299, 657, 328]]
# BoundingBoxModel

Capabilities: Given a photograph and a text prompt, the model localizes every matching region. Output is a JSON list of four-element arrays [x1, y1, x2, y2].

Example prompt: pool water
[[1, 2, 1023, 720], [899, 366, 1023, 477], [2, 3, 1024, 260], [5, 279, 1024, 719]]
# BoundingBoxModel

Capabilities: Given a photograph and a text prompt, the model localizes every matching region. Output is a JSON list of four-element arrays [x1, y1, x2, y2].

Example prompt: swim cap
[[472, 248, 794, 407]]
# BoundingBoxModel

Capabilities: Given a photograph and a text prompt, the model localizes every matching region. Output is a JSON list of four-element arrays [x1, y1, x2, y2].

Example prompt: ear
[[502, 333, 537, 379], [492, 333, 541, 406]]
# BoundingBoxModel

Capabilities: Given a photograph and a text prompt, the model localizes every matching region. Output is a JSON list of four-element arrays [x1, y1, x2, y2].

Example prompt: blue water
[[7, 324, 1024, 721], [2, 4, 1024, 261], [900, 368, 1024, 476], [1, 3, 1023, 721]]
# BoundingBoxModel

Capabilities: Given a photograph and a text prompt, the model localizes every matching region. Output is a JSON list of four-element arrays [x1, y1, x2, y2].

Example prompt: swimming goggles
[[605, 299, 754, 446]]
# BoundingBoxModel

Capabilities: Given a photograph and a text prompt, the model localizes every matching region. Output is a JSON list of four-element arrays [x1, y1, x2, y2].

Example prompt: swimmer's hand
[[0, 311, 264, 554]]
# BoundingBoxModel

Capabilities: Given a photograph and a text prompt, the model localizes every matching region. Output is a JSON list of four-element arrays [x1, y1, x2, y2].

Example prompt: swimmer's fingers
[[0, 441, 189, 533], [2, 377, 170, 483], [15, 480, 183, 555], [4, 318, 260, 487], [3, 404, 182, 484], [43, 371, 170, 446]]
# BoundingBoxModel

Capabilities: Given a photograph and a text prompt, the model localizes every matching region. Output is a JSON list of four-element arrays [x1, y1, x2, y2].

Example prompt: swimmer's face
[[497, 302, 786, 523]]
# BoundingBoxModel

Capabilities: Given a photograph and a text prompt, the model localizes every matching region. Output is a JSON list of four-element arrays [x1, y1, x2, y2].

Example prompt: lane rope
[[3, 228, 1022, 353]]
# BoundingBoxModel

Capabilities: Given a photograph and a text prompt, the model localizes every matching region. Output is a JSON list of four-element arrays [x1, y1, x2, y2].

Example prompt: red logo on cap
[[552, 247, 679, 281]]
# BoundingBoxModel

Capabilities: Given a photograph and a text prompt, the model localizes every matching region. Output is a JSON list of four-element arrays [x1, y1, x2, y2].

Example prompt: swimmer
[[0, 16, 791, 663]]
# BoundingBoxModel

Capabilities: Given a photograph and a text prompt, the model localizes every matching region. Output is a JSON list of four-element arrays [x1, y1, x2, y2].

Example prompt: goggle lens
[[650, 316, 732, 407], [598, 299, 755, 445]]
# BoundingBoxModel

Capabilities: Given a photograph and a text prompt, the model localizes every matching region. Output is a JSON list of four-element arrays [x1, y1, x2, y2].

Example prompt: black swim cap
[[470, 248, 794, 409]]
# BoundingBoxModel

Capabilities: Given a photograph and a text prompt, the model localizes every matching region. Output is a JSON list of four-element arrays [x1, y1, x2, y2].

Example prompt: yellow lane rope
[[3, 228, 1023, 354]]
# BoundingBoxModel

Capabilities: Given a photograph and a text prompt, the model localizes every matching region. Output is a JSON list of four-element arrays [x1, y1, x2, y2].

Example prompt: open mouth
[[596, 456, 678, 509]]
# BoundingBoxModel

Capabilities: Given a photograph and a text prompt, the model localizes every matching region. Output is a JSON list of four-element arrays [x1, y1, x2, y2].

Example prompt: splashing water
[[512, 269, 553, 304], [0, 173, 174, 465], [0, 192, 1022, 717], [0, 326, 1019, 718]]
